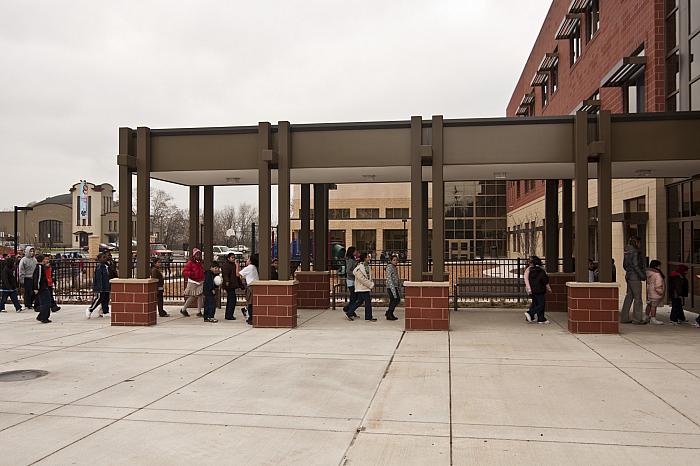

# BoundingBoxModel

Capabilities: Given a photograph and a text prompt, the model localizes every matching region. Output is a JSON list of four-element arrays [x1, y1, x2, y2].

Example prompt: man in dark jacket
[[524, 256, 550, 324], [202, 261, 221, 323], [0, 256, 22, 312], [32, 254, 52, 323], [668, 264, 689, 324], [222, 253, 240, 320], [86, 253, 110, 319], [620, 236, 646, 324]]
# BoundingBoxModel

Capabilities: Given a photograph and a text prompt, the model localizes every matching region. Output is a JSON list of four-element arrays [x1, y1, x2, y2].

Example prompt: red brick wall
[[295, 272, 330, 309], [567, 284, 620, 334], [251, 282, 298, 328], [110, 280, 157, 326], [404, 284, 449, 331], [508, 180, 546, 211], [507, 0, 665, 117]]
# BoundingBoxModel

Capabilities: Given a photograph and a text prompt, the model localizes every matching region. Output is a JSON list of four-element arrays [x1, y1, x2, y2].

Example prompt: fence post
[[517, 257, 522, 304]]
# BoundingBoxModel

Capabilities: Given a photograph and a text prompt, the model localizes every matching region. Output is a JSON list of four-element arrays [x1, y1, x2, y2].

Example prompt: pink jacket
[[646, 268, 665, 300]]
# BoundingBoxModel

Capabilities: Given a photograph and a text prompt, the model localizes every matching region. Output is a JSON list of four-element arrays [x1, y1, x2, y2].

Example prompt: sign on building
[[79, 180, 88, 221]]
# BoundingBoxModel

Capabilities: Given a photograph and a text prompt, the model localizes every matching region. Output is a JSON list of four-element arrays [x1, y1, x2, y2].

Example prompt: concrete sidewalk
[[0, 305, 699, 465]]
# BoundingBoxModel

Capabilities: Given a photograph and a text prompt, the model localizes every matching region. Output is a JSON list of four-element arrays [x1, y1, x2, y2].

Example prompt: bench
[[453, 277, 528, 311]]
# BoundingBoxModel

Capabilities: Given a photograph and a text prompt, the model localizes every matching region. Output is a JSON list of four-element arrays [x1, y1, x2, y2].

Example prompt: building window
[[352, 229, 376, 254], [691, 13, 700, 110], [570, 24, 582, 65], [551, 58, 559, 94], [328, 208, 350, 220], [541, 76, 549, 107], [39, 220, 63, 244], [356, 208, 379, 219], [623, 64, 646, 113], [383, 229, 407, 253], [624, 196, 646, 213], [585, 0, 600, 42], [108, 220, 112, 231], [386, 208, 409, 219], [329, 230, 345, 245]]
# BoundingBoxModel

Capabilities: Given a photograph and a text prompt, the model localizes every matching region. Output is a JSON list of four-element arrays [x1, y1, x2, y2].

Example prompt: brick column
[[566, 282, 620, 334], [294, 271, 330, 309], [404, 281, 449, 331], [110, 278, 158, 327], [546, 272, 575, 312], [251, 280, 298, 328]]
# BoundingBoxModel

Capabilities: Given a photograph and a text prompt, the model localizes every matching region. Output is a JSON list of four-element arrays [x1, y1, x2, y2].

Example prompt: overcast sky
[[0, 0, 551, 212]]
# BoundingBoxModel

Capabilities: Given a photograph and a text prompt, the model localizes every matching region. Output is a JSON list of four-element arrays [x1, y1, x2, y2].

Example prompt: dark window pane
[[683, 222, 692, 263], [668, 184, 681, 218], [666, 12, 679, 51], [691, 33, 700, 80], [669, 222, 682, 262], [692, 78, 700, 111], [693, 221, 700, 264], [666, 52, 680, 94], [693, 180, 700, 216], [683, 183, 692, 216]]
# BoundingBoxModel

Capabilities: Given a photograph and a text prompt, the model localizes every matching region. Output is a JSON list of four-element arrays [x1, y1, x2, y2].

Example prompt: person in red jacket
[[180, 248, 205, 317]]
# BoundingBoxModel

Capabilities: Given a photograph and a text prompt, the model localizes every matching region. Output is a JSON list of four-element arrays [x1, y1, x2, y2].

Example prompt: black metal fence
[[45, 258, 559, 308]]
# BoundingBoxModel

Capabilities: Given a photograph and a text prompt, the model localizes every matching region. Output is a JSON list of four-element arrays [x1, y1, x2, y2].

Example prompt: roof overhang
[[530, 72, 548, 87], [579, 99, 601, 113], [612, 212, 649, 224], [538, 53, 559, 72], [601, 56, 647, 87], [568, 0, 592, 14], [555, 14, 582, 40]]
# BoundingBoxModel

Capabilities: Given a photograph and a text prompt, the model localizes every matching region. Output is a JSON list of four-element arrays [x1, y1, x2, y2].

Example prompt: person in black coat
[[0, 256, 22, 312], [203, 261, 221, 323], [668, 264, 689, 324], [524, 256, 550, 324], [32, 254, 52, 323], [222, 253, 240, 320], [86, 253, 111, 319]]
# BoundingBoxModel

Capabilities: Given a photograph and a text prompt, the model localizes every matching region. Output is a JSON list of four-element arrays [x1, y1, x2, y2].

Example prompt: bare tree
[[214, 206, 237, 245], [149, 189, 187, 248]]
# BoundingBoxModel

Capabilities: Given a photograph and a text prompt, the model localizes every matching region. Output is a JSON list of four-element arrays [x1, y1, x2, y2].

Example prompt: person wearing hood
[[18, 246, 38, 311], [645, 260, 665, 325], [181, 248, 205, 317], [0, 256, 22, 312], [620, 236, 647, 324], [668, 264, 689, 325]]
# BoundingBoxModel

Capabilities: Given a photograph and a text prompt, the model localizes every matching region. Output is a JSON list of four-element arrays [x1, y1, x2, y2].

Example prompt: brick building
[[505, 0, 700, 311]]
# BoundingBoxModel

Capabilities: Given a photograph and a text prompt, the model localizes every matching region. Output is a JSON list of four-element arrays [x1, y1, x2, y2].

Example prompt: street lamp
[[14, 206, 33, 256]]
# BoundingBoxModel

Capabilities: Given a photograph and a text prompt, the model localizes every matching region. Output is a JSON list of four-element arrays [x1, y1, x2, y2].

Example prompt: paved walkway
[[1, 305, 699, 465]]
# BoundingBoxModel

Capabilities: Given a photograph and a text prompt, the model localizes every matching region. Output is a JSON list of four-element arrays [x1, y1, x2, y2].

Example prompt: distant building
[[0, 181, 127, 250]]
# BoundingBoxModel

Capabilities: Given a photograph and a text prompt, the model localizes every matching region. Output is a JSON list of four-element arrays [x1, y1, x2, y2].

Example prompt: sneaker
[[537, 320, 551, 325], [85, 308, 92, 319], [650, 317, 664, 325], [204, 318, 218, 323], [345, 313, 354, 321], [366, 318, 378, 322], [15, 308, 22, 313], [524, 312, 533, 323], [52, 306, 61, 312], [632, 320, 648, 325], [241, 307, 248, 318], [352, 312, 359, 318], [0, 309, 6, 313], [180, 309, 190, 317], [225, 316, 236, 320]]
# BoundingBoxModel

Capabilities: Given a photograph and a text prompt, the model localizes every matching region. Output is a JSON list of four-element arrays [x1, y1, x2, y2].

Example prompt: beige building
[[0, 181, 122, 251], [291, 183, 425, 257], [508, 178, 666, 291]]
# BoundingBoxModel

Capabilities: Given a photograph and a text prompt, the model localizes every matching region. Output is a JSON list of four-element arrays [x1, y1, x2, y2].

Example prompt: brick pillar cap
[[110, 278, 158, 284], [566, 282, 620, 288], [403, 281, 449, 287], [548, 272, 576, 276], [294, 271, 330, 276], [252, 280, 299, 286]]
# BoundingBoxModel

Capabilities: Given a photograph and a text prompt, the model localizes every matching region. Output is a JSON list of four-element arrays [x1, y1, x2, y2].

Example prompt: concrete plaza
[[1, 305, 699, 465]]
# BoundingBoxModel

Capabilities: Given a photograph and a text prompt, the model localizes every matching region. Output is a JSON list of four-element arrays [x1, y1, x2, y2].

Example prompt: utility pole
[[14, 206, 33, 256]]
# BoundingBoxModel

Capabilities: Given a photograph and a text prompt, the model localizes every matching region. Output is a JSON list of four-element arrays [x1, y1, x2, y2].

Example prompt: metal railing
[[42, 258, 561, 308]]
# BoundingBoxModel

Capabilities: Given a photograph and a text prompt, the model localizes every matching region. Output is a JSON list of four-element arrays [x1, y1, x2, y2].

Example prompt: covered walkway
[[1, 305, 700, 464], [115, 111, 700, 333]]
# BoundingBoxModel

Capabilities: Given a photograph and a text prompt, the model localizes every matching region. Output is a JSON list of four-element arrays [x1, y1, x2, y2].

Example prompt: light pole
[[14, 206, 33, 256]]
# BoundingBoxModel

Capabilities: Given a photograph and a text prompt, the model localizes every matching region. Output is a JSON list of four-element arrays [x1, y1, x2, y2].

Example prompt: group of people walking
[[342, 246, 401, 322], [176, 248, 259, 324], [0, 246, 62, 322], [621, 236, 695, 326]]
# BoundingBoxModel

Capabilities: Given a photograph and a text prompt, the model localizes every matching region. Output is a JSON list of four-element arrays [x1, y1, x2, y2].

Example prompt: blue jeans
[[527, 293, 546, 322], [204, 293, 216, 319], [0, 290, 21, 311], [669, 297, 686, 322], [346, 291, 373, 320], [387, 289, 400, 314], [343, 283, 356, 312]]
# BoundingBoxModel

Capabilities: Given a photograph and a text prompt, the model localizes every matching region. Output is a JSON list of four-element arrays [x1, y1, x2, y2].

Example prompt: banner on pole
[[79, 181, 89, 221]]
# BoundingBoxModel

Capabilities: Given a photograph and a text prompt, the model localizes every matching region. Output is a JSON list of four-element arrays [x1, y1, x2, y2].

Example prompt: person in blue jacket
[[86, 253, 111, 319]]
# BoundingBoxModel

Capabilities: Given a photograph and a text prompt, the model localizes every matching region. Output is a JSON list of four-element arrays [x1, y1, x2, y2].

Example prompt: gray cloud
[[0, 0, 551, 210]]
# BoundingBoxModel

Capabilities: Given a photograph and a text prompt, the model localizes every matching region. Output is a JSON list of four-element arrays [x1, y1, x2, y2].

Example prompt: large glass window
[[683, 222, 692, 263], [383, 229, 407, 253], [385, 207, 409, 219], [694, 221, 700, 264], [668, 183, 681, 218], [355, 208, 379, 219], [683, 182, 692, 217], [693, 179, 700, 216], [551, 59, 559, 94], [330, 230, 346, 245], [328, 208, 350, 220], [352, 229, 376, 254], [669, 222, 682, 262], [39, 220, 63, 244], [624, 196, 646, 213]]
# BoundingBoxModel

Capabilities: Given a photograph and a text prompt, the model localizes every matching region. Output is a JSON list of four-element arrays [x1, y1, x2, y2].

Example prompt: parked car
[[215, 250, 244, 264], [150, 243, 173, 263], [212, 245, 232, 255]]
